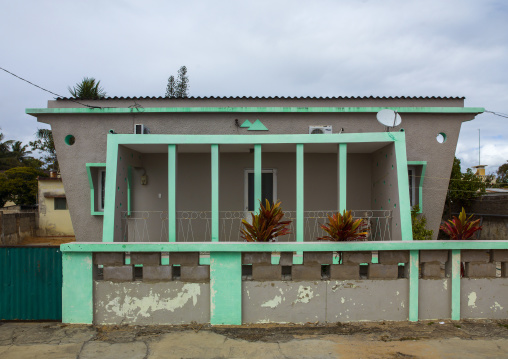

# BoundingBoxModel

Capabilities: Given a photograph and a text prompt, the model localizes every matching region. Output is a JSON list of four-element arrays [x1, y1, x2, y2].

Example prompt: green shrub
[[411, 205, 433, 240]]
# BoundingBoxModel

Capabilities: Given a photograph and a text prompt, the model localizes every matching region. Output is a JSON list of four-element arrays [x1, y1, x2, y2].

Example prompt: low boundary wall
[[0, 212, 36, 245], [61, 241, 508, 325]]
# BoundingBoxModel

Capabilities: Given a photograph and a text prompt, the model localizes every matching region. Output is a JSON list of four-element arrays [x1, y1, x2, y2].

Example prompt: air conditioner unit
[[134, 124, 150, 134], [309, 125, 332, 134]]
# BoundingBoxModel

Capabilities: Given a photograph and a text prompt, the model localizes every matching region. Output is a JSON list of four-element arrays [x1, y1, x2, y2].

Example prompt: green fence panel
[[0, 246, 62, 320]]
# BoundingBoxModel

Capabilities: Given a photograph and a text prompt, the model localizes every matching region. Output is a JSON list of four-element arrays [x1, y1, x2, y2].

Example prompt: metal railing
[[121, 210, 392, 242]]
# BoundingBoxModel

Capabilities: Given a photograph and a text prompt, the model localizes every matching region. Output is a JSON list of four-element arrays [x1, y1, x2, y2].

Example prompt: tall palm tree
[[0, 131, 14, 170], [68, 77, 107, 99], [10, 141, 33, 165]]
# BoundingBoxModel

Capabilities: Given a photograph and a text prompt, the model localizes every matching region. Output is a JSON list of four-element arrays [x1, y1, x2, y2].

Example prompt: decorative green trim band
[[408, 250, 419, 322], [395, 139, 413, 241], [296, 144, 304, 243], [61, 240, 508, 252], [451, 249, 461, 320], [211, 145, 219, 242], [86, 163, 106, 216], [168, 145, 177, 242], [26, 106, 485, 115], [106, 132, 402, 145]]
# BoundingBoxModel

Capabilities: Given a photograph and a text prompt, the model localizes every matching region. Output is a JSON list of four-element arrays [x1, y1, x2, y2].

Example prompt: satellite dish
[[376, 109, 402, 128]]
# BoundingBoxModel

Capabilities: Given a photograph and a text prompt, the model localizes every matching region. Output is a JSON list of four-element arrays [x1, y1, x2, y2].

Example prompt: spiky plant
[[440, 207, 482, 240], [317, 210, 367, 241], [68, 77, 106, 99], [240, 199, 291, 242]]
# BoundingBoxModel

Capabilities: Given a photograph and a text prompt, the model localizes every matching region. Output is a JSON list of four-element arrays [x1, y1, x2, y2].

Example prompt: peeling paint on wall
[[490, 302, 503, 311], [261, 295, 282, 308], [102, 283, 201, 320], [294, 286, 315, 304], [468, 292, 477, 308]]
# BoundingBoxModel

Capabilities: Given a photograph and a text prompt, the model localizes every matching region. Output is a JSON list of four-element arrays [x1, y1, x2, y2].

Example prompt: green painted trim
[[451, 249, 461, 320], [62, 252, 93, 324], [127, 166, 132, 216], [103, 132, 404, 145], [240, 119, 252, 128], [339, 144, 347, 211], [407, 161, 427, 213], [210, 252, 242, 325], [60, 240, 508, 252], [394, 137, 413, 241], [86, 163, 106, 216], [408, 250, 419, 322], [168, 145, 177, 242], [248, 119, 268, 131], [26, 106, 485, 115], [296, 144, 304, 242], [211, 145, 219, 242], [102, 137, 119, 242], [254, 144, 262, 209]]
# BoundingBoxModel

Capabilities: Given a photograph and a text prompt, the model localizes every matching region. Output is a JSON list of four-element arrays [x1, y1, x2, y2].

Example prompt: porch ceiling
[[123, 142, 390, 154]]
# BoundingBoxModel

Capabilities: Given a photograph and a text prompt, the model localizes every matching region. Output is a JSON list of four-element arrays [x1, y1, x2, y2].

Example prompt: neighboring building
[[473, 164, 488, 181], [37, 176, 74, 236], [26, 96, 484, 243]]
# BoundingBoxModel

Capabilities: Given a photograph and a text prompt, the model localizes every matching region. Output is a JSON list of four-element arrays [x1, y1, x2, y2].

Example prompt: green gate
[[0, 246, 62, 320]]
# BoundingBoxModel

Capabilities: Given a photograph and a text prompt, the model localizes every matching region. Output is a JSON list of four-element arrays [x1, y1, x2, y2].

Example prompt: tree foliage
[[496, 161, 508, 187], [446, 157, 486, 207], [68, 77, 106, 99], [165, 75, 176, 98], [29, 129, 58, 171], [411, 205, 433, 240], [0, 167, 45, 206], [165, 66, 189, 98]]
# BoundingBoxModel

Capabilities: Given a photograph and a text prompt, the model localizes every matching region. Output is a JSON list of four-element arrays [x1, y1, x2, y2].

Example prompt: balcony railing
[[121, 210, 392, 242]]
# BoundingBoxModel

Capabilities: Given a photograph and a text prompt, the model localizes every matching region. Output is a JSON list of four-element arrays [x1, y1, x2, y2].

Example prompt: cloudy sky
[[1, 0, 507, 172]]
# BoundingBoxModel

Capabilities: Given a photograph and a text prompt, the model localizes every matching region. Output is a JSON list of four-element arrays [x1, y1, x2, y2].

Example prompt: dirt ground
[[20, 236, 75, 246], [2, 320, 508, 358]]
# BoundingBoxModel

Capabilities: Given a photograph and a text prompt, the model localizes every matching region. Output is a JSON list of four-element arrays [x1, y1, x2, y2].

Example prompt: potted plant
[[440, 207, 484, 276], [316, 210, 369, 265], [240, 199, 292, 265], [439, 207, 482, 240]]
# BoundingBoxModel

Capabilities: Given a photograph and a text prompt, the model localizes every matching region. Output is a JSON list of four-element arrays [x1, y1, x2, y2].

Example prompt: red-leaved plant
[[317, 210, 368, 241], [240, 199, 292, 242], [440, 207, 482, 240]]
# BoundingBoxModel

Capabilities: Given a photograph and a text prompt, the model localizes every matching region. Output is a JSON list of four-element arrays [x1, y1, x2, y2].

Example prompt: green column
[[408, 250, 419, 321], [210, 252, 242, 325], [211, 144, 219, 242], [394, 139, 413, 240], [339, 143, 347, 212], [102, 139, 119, 242], [62, 252, 93, 324], [168, 144, 177, 242], [451, 249, 461, 320], [296, 144, 304, 242], [254, 144, 262, 209]]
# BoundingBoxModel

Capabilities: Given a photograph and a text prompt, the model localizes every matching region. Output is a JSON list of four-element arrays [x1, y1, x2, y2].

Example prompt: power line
[[485, 110, 508, 119], [0, 66, 102, 109]]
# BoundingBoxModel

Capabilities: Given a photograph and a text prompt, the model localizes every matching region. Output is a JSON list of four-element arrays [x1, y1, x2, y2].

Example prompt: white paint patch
[[443, 279, 448, 290], [341, 297, 345, 304], [396, 291, 400, 296], [490, 302, 503, 311], [294, 286, 314, 304], [261, 295, 282, 308], [104, 283, 201, 319], [468, 292, 477, 308], [401, 301, 405, 308]]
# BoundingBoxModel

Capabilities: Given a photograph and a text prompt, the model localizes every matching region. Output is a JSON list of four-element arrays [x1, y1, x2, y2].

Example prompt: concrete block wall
[[0, 212, 37, 245], [90, 249, 508, 325]]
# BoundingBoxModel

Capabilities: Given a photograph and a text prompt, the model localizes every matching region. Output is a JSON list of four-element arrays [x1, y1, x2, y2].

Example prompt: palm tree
[[10, 141, 33, 165], [0, 131, 14, 170], [29, 129, 58, 171], [68, 77, 107, 99]]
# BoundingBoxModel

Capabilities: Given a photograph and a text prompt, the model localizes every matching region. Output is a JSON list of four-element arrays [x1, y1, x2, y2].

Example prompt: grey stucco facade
[[28, 96, 479, 243]]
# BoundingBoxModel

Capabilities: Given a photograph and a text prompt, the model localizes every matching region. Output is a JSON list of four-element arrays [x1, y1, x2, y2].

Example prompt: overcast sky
[[1, 0, 507, 173]]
